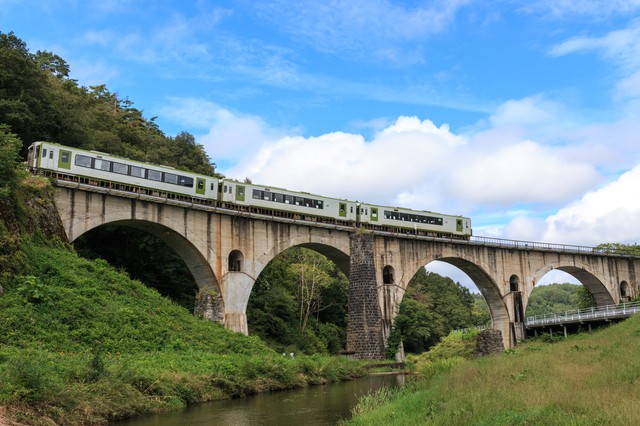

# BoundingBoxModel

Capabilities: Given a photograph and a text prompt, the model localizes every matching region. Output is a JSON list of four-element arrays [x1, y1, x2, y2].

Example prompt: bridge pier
[[346, 233, 386, 359], [219, 272, 256, 335]]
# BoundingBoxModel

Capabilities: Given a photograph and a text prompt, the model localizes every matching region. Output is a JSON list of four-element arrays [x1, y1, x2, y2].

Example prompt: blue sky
[[4, 0, 640, 257]]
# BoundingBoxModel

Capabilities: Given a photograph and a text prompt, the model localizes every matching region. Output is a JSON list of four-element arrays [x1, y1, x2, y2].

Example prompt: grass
[[346, 318, 640, 425], [0, 241, 365, 425]]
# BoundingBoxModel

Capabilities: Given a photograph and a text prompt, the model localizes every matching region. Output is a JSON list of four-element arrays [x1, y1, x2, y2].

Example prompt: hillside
[[346, 313, 640, 425], [0, 177, 364, 425]]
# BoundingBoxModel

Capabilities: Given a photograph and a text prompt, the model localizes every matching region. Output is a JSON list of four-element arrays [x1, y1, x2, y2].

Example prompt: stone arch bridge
[[53, 183, 640, 359]]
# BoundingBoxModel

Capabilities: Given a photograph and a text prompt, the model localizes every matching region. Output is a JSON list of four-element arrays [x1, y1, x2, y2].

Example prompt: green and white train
[[27, 141, 472, 238]]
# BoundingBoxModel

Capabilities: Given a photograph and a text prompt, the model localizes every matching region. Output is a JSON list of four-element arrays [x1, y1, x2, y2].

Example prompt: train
[[27, 141, 472, 239]]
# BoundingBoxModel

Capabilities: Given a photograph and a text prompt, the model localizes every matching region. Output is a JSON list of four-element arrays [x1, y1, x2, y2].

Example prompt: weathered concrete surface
[[53, 185, 640, 357]]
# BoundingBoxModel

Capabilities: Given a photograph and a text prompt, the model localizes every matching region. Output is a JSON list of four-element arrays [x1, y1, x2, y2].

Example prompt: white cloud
[[447, 140, 599, 205], [222, 109, 603, 216], [549, 22, 640, 71], [539, 165, 640, 245], [161, 98, 283, 165]]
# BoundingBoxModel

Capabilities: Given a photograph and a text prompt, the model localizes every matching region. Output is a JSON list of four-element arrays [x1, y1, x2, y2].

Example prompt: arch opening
[[247, 244, 349, 355], [383, 265, 395, 284], [620, 280, 630, 301], [510, 275, 520, 292], [386, 259, 499, 356], [73, 220, 219, 313], [228, 250, 243, 272], [529, 267, 612, 315]]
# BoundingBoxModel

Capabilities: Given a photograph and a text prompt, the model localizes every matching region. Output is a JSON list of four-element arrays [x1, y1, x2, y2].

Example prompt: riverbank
[[345, 315, 640, 425]]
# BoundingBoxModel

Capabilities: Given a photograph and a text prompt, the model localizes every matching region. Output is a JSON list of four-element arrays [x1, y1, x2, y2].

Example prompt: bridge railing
[[525, 301, 640, 328], [469, 236, 640, 258]]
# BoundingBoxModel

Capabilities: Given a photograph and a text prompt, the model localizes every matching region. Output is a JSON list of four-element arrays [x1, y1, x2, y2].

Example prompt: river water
[[117, 374, 405, 426]]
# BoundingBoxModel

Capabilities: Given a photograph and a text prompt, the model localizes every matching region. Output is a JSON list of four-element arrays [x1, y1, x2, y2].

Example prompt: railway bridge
[[53, 181, 640, 359]]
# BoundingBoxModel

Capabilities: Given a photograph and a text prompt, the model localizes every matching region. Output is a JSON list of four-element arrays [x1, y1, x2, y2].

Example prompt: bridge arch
[[531, 263, 615, 307], [71, 219, 219, 294], [429, 257, 509, 332], [390, 255, 510, 349]]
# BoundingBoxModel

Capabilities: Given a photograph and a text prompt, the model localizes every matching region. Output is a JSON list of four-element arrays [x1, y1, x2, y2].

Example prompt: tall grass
[[0, 241, 365, 425], [346, 316, 640, 425]]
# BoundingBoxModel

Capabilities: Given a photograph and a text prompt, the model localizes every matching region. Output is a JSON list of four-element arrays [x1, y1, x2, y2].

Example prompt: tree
[[0, 124, 22, 198], [246, 247, 348, 354], [387, 269, 477, 355]]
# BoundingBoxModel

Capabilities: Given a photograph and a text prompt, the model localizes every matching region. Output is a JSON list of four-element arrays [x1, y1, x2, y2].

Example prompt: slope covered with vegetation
[[0, 123, 363, 425], [346, 314, 640, 425]]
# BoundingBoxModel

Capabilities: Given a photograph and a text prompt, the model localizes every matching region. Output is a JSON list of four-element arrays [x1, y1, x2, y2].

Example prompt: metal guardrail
[[469, 236, 640, 258], [525, 301, 640, 328]]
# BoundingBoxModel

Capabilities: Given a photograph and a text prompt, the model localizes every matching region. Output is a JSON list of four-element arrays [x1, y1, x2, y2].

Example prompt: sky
[[3, 0, 640, 289]]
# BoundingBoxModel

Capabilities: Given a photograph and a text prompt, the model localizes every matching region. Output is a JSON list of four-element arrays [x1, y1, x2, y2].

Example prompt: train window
[[113, 162, 128, 175], [211, 183, 216, 191], [252, 189, 260, 198], [197, 180, 205, 190], [148, 169, 162, 181], [60, 151, 70, 164], [49, 151, 54, 159], [314, 200, 323, 209], [163, 173, 178, 184], [178, 176, 193, 187], [284, 195, 293, 204], [351, 206, 354, 213], [75, 155, 92, 168], [294, 197, 302, 206], [42, 148, 47, 158], [130, 165, 145, 178], [274, 193, 284, 203], [263, 192, 271, 201], [94, 159, 111, 171]]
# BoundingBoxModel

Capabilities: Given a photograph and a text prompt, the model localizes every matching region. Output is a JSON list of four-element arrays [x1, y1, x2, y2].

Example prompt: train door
[[196, 178, 206, 196], [339, 202, 347, 217], [371, 207, 378, 222], [456, 219, 463, 233], [235, 185, 245, 202], [58, 149, 72, 170]]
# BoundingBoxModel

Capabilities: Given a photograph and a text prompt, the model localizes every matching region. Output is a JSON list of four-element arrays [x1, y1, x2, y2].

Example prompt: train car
[[27, 142, 219, 200], [358, 202, 472, 238], [220, 179, 358, 224]]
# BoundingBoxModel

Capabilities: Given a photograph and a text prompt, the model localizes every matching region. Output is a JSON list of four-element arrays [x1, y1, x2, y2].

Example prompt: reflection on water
[[118, 374, 405, 426]]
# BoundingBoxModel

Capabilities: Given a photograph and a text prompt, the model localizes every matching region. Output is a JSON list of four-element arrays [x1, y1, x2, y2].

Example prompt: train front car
[[28, 141, 71, 173], [359, 203, 472, 239], [28, 142, 219, 203], [219, 179, 357, 226]]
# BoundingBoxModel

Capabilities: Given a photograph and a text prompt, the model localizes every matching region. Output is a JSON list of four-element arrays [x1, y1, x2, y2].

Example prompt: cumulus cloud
[[222, 109, 602, 216], [539, 166, 640, 245], [161, 98, 283, 166], [447, 140, 599, 205]]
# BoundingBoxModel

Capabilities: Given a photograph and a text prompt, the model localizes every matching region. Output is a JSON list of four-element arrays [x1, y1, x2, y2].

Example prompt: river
[[117, 374, 405, 426]]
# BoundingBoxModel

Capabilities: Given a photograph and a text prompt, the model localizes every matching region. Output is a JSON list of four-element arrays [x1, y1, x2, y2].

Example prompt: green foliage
[[386, 269, 479, 356], [526, 283, 595, 317], [0, 239, 364, 424], [0, 31, 215, 175], [0, 124, 22, 199], [596, 242, 640, 256], [247, 247, 348, 355], [73, 225, 198, 311]]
